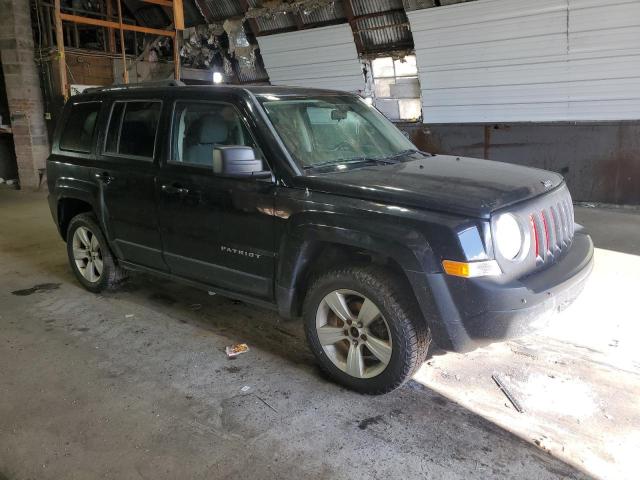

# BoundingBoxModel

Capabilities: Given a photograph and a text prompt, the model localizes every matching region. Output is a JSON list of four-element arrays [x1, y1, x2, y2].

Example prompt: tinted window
[[171, 101, 260, 167], [105, 101, 161, 158], [59, 102, 101, 153]]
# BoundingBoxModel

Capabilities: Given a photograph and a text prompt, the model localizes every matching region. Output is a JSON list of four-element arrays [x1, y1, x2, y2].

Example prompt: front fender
[[274, 208, 437, 319]]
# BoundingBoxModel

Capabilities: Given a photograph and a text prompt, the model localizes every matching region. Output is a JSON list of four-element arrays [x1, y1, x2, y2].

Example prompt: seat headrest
[[191, 114, 228, 144]]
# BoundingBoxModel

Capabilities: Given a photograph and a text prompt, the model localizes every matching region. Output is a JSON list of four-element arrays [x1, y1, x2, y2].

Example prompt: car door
[[156, 98, 277, 299], [93, 97, 167, 271]]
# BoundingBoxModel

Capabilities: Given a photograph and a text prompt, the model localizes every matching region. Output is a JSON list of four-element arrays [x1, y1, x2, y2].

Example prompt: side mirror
[[212, 146, 271, 178]]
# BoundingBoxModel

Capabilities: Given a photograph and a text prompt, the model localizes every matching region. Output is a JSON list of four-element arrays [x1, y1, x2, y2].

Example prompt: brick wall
[[0, 0, 50, 189]]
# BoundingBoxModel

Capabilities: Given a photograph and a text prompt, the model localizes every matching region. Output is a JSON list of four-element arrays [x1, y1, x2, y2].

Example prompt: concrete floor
[[0, 189, 638, 480]]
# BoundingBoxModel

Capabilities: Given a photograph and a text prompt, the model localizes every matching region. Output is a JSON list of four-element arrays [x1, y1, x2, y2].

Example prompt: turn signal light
[[442, 260, 502, 278]]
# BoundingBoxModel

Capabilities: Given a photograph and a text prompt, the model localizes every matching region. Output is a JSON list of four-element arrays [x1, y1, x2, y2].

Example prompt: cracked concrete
[[1, 189, 638, 479]]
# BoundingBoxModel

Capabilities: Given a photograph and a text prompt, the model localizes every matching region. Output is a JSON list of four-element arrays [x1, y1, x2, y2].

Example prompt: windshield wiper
[[304, 157, 395, 170], [386, 149, 431, 160]]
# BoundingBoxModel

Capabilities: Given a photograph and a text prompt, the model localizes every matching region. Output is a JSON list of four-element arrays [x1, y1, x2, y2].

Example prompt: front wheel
[[303, 265, 430, 394]]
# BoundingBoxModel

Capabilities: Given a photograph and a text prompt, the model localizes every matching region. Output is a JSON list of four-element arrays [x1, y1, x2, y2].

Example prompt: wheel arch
[[57, 197, 95, 240], [275, 222, 436, 321]]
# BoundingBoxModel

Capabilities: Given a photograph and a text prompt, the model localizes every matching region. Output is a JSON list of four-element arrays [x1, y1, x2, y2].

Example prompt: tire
[[66, 213, 126, 293], [303, 265, 431, 394]]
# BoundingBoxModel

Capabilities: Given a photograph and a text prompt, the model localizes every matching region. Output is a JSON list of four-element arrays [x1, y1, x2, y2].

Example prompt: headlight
[[495, 213, 524, 260]]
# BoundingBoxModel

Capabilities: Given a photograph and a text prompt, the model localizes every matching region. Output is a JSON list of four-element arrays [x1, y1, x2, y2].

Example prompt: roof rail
[[83, 79, 185, 94]]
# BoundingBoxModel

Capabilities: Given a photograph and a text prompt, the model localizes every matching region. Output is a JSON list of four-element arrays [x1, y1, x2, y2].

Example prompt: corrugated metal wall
[[256, 24, 365, 92], [408, 0, 640, 123]]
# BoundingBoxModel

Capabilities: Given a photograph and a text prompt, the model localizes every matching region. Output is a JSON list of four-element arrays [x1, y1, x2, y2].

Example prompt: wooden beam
[[140, 0, 173, 7], [173, 0, 184, 30], [115, 0, 129, 83], [173, 31, 181, 81], [105, 0, 116, 53], [59, 13, 176, 37], [53, 0, 68, 99]]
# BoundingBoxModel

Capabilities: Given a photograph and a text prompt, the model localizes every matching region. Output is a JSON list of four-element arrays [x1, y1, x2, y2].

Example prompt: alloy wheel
[[315, 289, 392, 379], [72, 226, 103, 283]]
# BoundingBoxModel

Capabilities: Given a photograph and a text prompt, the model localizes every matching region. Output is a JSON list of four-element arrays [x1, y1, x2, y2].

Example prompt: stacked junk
[[179, 20, 256, 79], [178, 0, 337, 81]]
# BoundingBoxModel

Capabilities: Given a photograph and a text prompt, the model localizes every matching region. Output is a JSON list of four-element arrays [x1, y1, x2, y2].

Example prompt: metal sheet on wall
[[408, 0, 640, 123], [257, 24, 365, 92]]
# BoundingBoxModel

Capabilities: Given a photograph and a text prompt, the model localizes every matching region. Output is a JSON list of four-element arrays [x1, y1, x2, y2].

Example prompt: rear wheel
[[66, 213, 126, 293], [303, 265, 430, 394]]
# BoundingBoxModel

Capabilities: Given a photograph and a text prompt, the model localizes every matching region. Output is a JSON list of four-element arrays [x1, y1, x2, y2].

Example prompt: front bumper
[[410, 230, 594, 353]]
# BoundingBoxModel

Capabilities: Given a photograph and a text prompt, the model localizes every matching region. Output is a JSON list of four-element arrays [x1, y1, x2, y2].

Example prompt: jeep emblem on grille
[[541, 180, 554, 189]]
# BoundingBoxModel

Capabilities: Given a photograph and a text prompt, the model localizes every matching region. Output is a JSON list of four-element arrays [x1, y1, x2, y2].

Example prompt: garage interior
[[0, 0, 639, 479]]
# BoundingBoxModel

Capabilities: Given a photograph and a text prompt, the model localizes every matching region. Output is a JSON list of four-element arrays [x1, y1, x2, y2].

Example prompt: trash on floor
[[240, 385, 251, 392], [492, 373, 524, 413], [226, 343, 249, 358]]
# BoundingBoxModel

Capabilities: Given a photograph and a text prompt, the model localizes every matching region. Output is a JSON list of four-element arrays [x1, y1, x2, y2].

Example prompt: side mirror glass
[[212, 146, 270, 178]]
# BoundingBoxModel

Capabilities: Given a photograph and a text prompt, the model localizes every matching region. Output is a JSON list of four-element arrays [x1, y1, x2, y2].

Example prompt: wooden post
[[173, 0, 185, 31], [173, 30, 181, 81], [53, 0, 68, 99], [173, 0, 184, 81], [105, 0, 116, 53], [115, 0, 129, 83]]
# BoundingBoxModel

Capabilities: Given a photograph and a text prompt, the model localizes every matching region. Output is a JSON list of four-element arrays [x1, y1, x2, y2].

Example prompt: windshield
[[258, 94, 417, 170]]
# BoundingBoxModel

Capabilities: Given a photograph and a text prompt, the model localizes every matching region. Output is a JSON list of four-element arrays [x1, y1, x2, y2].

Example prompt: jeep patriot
[[47, 84, 594, 394]]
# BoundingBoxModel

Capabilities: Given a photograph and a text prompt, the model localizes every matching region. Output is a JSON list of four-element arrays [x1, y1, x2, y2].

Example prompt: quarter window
[[171, 101, 261, 168], [104, 101, 161, 159], [59, 102, 101, 153]]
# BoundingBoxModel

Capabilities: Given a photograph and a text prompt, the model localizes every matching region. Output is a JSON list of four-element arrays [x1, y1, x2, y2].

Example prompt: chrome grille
[[529, 194, 574, 265]]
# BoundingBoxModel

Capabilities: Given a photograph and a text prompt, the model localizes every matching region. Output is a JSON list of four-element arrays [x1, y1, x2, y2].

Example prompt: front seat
[[183, 114, 229, 166]]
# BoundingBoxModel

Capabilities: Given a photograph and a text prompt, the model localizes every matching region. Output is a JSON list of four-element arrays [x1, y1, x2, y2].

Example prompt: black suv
[[47, 84, 594, 394]]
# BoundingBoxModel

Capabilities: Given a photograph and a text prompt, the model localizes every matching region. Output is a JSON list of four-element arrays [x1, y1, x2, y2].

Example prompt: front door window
[[171, 101, 261, 168]]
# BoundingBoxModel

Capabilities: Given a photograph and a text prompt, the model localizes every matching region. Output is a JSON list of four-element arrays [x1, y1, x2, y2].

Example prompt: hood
[[296, 155, 564, 218]]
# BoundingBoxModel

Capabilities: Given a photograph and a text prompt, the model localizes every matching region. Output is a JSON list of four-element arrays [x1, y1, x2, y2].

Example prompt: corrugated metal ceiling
[[352, 0, 403, 16], [355, 10, 412, 52], [187, 0, 416, 53]]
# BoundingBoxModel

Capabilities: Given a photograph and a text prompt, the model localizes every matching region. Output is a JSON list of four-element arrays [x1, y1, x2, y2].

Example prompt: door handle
[[95, 171, 115, 184], [161, 183, 190, 196]]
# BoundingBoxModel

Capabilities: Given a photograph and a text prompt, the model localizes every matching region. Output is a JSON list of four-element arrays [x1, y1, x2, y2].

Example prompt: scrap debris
[[226, 343, 249, 358], [256, 395, 279, 413], [492, 373, 524, 413]]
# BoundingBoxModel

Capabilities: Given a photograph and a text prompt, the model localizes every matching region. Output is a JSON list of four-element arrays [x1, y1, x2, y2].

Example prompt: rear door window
[[104, 101, 161, 159], [59, 101, 101, 153]]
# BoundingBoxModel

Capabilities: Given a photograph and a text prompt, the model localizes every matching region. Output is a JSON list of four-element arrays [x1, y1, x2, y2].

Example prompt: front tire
[[303, 265, 430, 394], [66, 213, 125, 293]]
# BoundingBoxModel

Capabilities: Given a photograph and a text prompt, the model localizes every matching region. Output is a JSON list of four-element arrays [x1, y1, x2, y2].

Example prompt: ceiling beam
[[343, 0, 364, 54], [139, 0, 173, 7], [59, 13, 176, 37]]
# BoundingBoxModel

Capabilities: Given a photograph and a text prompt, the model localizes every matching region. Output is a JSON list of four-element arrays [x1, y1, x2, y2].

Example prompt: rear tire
[[303, 265, 430, 394], [66, 213, 126, 293]]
